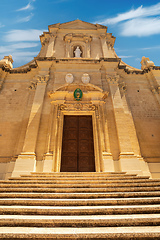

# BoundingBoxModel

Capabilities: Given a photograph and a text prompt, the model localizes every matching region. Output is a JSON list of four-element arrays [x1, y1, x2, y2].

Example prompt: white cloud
[[16, 13, 34, 23], [16, 3, 33, 11], [97, 3, 160, 37], [121, 17, 160, 37], [10, 51, 39, 63], [119, 55, 134, 58], [99, 3, 160, 25], [0, 43, 39, 54], [16, 0, 36, 11], [5, 29, 44, 42]]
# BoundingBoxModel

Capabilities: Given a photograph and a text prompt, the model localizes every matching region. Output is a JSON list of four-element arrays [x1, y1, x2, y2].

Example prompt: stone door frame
[[52, 103, 102, 172]]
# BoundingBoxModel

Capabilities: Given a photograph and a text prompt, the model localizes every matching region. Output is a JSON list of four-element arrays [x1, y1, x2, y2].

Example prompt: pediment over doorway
[[48, 83, 108, 102]]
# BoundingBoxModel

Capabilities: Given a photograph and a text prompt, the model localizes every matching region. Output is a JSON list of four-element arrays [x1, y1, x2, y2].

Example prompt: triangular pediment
[[49, 20, 107, 30]]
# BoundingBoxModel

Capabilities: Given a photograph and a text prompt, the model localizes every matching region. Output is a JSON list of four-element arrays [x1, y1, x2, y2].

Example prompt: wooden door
[[61, 115, 95, 172]]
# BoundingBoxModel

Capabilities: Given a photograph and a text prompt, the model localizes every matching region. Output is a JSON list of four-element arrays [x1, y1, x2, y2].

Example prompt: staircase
[[0, 172, 160, 239]]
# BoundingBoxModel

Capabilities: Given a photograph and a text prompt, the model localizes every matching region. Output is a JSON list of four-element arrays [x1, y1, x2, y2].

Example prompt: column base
[[43, 153, 53, 172], [138, 157, 152, 177], [11, 152, 36, 177], [119, 152, 143, 175], [102, 152, 114, 172]]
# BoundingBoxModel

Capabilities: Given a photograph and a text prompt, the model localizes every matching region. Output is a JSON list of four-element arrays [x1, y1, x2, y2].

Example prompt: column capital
[[99, 34, 107, 40], [37, 75, 50, 83], [107, 75, 119, 84]]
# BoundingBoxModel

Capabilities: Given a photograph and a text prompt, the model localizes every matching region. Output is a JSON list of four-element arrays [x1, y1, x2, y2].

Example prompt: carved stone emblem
[[65, 73, 74, 84], [73, 88, 83, 101], [82, 73, 90, 84]]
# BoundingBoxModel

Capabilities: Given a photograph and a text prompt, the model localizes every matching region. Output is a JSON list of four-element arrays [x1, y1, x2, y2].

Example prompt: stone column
[[12, 75, 49, 177], [108, 75, 142, 175]]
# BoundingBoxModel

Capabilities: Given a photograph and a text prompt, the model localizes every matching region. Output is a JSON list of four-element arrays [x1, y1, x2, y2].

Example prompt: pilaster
[[100, 66, 114, 171], [12, 60, 52, 177], [108, 75, 142, 175], [100, 35, 115, 58]]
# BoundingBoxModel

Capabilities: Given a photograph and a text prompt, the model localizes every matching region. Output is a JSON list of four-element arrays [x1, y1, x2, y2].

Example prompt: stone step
[[0, 226, 160, 239], [1, 186, 160, 193], [9, 175, 150, 181], [0, 197, 160, 206], [0, 205, 160, 215], [31, 171, 127, 175], [0, 214, 160, 227], [1, 191, 160, 199], [1, 178, 158, 184], [1, 182, 160, 189]]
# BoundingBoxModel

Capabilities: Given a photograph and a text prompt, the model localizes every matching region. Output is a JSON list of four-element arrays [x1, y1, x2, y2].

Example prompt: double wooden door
[[61, 115, 95, 172]]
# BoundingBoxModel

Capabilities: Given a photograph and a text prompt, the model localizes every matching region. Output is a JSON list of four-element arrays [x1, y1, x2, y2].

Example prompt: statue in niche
[[74, 46, 82, 58]]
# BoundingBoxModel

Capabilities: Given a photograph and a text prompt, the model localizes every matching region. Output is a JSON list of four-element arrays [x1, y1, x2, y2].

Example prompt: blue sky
[[0, 0, 160, 69]]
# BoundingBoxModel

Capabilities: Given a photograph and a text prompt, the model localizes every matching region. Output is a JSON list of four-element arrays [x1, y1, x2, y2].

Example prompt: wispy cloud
[[139, 45, 160, 50], [5, 29, 44, 42], [119, 55, 134, 59], [16, 13, 34, 23], [99, 3, 160, 25], [16, 0, 36, 12], [0, 43, 39, 54], [121, 17, 160, 37], [97, 3, 160, 37]]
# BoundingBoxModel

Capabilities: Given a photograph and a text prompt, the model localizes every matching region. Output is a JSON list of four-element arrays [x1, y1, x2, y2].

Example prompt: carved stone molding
[[58, 103, 98, 112]]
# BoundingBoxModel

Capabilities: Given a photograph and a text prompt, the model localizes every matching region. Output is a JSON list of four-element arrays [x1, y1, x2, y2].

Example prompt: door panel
[[61, 115, 95, 172]]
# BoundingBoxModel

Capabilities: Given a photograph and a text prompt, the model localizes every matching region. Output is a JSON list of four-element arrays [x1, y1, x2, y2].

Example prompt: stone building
[[0, 20, 160, 180]]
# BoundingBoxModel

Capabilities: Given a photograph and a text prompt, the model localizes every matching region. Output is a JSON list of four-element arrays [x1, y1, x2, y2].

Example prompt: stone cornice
[[119, 64, 160, 74], [2, 62, 37, 74], [118, 64, 148, 75]]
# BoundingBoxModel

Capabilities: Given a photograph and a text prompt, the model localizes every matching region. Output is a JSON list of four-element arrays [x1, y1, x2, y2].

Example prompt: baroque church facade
[[0, 20, 160, 179]]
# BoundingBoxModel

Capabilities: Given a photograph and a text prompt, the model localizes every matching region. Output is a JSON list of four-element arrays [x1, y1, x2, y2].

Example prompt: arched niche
[[64, 33, 92, 58]]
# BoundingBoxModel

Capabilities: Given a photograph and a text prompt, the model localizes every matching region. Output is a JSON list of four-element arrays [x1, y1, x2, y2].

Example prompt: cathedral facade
[[0, 20, 160, 179]]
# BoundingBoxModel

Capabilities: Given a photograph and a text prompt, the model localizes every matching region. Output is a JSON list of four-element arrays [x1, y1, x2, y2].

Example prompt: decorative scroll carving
[[58, 103, 98, 112], [119, 82, 127, 93]]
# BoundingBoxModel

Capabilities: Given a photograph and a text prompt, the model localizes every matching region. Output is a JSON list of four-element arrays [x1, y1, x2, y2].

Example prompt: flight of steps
[[0, 172, 160, 239]]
